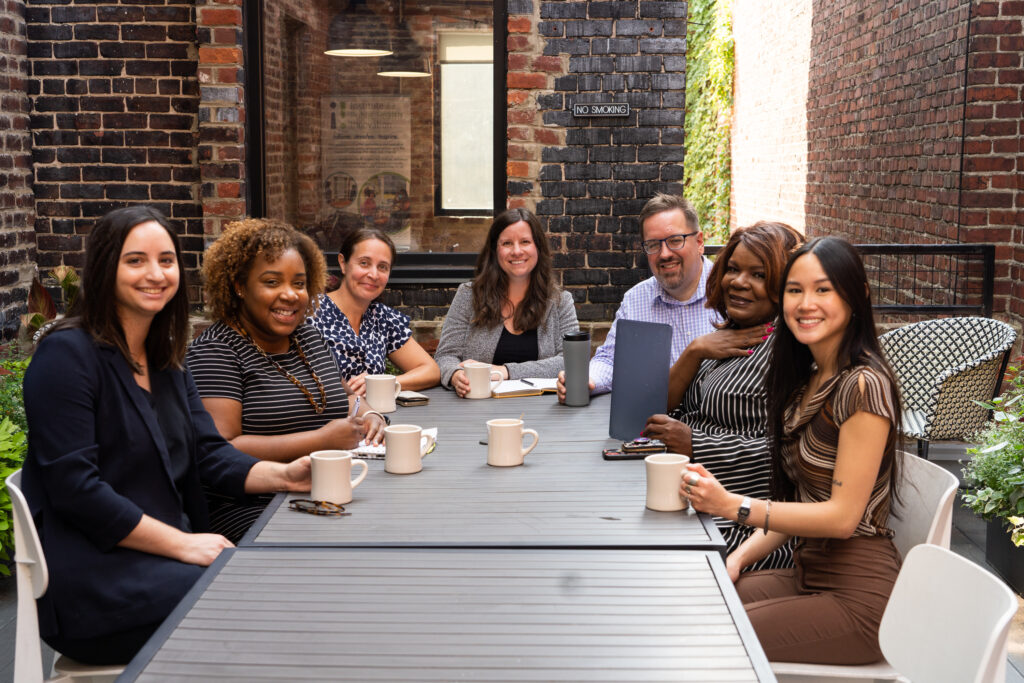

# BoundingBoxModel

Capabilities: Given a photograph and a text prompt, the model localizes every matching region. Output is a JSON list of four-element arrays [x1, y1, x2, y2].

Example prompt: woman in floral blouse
[[310, 227, 439, 395]]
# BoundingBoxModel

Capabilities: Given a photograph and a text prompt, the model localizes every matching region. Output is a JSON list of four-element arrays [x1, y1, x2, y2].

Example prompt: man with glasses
[[558, 193, 718, 399]]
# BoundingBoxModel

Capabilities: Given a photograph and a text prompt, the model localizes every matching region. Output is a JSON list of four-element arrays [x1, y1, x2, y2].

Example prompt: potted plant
[[961, 356, 1024, 593]]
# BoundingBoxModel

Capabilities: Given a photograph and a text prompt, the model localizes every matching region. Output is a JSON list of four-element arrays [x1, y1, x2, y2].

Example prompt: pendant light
[[325, 0, 393, 57]]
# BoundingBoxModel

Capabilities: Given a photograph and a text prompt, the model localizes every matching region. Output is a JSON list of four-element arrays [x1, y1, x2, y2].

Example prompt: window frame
[[242, 0, 507, 279]]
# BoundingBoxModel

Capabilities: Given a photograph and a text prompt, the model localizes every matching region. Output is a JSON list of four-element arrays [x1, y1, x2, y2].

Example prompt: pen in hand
[[351, 395, 361, 417]]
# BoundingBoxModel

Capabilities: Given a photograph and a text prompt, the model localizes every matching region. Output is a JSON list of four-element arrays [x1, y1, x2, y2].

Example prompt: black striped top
[[672, 333, 792, 570], [186, 322, 350, 435]]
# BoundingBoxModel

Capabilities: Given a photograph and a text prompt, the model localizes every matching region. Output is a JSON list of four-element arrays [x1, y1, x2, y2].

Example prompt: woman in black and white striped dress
[[644, 221, 803, 570], [187, 218, 387, 541]]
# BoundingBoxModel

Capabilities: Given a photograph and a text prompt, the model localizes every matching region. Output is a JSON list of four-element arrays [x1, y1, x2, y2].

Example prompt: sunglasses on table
[[288, 499, 351, 516]]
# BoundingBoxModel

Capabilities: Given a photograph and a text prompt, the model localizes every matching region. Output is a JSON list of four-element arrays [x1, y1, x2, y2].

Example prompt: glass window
[[258, 0, 497, 255]]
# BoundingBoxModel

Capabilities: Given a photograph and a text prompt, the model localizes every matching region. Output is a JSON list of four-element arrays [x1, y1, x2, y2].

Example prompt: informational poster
[[322, 95, 412, 248]]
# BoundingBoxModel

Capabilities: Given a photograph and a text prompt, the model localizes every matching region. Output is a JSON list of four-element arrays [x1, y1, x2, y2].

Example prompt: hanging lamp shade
[[325, 0, 393, 57], [377, 21, 431, 77]]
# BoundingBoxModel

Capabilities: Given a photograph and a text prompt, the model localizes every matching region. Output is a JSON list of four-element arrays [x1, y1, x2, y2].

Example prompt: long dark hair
[[471, 208, 557, 330], [704, 221, 803, 326], [45, 205, 190, 372], [766, 237, 901, 503]]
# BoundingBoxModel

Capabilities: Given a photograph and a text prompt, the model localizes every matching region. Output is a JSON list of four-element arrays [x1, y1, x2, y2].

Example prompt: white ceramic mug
[[486, 418, 539, 467], [310, 450, 368, 504], [465, 362, 502, 399], [365, 374, 402, 413], [644, 453, 690, 512], [384, 424, 436, 474]]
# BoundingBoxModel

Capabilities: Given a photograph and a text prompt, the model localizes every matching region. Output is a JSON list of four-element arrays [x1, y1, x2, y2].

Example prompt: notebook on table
[[491, 378, 559, 398], [608, 319, 672, 441]]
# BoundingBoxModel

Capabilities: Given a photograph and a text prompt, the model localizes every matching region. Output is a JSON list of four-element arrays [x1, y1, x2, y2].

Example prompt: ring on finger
[[685, 485, 692, 495]]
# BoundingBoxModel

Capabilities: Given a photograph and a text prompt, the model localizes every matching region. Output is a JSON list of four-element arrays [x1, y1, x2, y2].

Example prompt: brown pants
[[735, 535, 901, 665]]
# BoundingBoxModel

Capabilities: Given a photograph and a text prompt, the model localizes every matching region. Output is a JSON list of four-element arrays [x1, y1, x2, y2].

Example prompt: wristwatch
[[737, 497, 752, 526]]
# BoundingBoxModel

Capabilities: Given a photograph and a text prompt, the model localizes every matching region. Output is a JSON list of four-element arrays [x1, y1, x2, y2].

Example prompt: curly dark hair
[[705, 221, 804, 326], [471, 208, 557, 331], [202, 218, 327, 325]]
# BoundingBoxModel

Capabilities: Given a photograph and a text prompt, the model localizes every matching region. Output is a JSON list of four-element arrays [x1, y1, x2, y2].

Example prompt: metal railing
[[328, 242, 997, 318]]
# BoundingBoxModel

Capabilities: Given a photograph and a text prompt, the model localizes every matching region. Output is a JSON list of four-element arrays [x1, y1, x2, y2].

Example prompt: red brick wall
[[26, 1, 204, 295], [804, 0, 970, 245], [0, 0, 35, 337], [962, 0, 1024, 322]]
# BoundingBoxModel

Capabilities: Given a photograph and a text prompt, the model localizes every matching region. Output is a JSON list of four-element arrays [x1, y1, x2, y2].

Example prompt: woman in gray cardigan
[[435, 208, 579, 395]]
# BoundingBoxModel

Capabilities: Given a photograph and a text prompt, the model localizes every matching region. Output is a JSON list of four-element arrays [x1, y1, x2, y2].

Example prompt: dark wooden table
[[240, 389, 724, 551], [119, 547, 774, 682]]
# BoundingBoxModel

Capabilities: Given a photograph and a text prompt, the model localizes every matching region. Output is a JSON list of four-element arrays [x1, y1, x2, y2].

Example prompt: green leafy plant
[[684, 0, 733, 243], [962, 357, 1024, 545], [0, 417, 28, 576]]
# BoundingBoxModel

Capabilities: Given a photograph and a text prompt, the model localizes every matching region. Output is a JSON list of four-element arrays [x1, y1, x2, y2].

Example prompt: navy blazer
[[21, 328, 257, 640]]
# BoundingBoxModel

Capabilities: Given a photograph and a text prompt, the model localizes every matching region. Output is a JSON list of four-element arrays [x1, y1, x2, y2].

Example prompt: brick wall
[[730, 0, 811, 233], [0, 0, 35, 337], [961, 0, 1024, 323], [196, 0, 248, 268], [511, 0, 688, 322], [26, 0, 204, 297], [804, 0, 969, 245]]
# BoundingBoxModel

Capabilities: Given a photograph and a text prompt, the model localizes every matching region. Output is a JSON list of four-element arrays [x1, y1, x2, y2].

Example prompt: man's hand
[[556, 370, 595, 405]]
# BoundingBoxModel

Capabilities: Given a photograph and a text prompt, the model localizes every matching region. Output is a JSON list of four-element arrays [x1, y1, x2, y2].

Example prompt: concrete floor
[[1, 442, 1023, 682]]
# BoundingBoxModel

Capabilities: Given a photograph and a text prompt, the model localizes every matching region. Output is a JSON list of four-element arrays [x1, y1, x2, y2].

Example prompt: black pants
[[45, 620, 163, 666]]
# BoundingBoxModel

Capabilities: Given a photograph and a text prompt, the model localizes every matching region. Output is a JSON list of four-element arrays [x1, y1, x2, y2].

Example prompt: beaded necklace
[[238, 325, 327, 414]]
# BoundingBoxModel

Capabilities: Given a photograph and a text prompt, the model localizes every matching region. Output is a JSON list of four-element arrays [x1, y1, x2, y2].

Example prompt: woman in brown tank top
[[680, 236, 904, 665]]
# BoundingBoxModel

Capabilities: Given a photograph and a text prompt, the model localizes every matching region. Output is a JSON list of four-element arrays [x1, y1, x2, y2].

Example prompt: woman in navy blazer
[[20, 206, 312, 665]]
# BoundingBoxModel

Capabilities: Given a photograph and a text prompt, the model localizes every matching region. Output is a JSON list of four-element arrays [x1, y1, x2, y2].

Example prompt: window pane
[[441, 62, 493, 211], [260, 0, 495, 254]]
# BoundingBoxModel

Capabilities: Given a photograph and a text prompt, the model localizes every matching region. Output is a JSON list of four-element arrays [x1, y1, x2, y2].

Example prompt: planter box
[[985, 519, 1024, 595]]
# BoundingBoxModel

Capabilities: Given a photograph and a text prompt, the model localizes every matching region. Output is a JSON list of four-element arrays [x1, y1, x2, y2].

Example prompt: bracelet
[[763, 499, 772, 535], [363, 410, 390, 426]]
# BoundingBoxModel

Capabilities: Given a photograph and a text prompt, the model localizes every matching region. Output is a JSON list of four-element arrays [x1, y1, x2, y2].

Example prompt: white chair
[[7, 469, 124, 683], [773, 545, 1017, 683], [772, 450, 961, 682]]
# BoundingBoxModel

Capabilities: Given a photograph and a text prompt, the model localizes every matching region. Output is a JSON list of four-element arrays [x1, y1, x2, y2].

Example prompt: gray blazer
[[435, 282, 579, 387]]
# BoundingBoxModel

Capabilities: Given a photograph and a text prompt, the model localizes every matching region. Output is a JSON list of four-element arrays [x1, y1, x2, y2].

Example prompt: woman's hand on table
[[319, 416, 365, 449], [642, 414, 692, 455], [358, 412, 387, 445], [176, 532, 234, 567], [346, 372, 368, 396], [281, 455, 312, 491], [679, 463, 740, 519], [451, 369, 471, 397]]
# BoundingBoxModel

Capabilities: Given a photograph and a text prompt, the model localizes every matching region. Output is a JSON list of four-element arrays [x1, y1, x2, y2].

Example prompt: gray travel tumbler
[[563, 330, 591, 407]]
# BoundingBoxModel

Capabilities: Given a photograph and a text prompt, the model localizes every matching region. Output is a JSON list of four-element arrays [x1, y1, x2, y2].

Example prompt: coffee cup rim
[[365, 374, 394, 381], [487, 418, 522, 427], [465, 361, 491, 369], [645, 453, 690, 464], [310, 450, 355, 461], [385, 423, 421, 433]]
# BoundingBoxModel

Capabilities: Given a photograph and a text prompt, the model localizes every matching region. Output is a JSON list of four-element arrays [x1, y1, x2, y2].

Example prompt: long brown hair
[[471, 208, 557, 330], [705, 221, 803, 327], [45, 205, 191, 373]]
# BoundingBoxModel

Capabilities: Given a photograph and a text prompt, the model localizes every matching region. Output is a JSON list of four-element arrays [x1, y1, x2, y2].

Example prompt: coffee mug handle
[[420, 433, 436, 457], [394, 380, 402, 397], [520, 428, 539, 458], [350, 459, 369, 488], [489, 371, 502, 391]]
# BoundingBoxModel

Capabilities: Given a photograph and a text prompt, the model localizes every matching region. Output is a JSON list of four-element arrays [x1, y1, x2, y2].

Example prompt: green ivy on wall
[[684, 0, 733, 243]]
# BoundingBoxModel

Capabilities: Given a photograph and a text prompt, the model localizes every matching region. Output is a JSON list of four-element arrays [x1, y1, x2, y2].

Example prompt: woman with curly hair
[[187, 218, 386, 540], [434, 208, 579, 397]]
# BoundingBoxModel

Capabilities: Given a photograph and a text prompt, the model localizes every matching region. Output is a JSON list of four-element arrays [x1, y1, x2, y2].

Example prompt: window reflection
[[261, 0, 495, 254]]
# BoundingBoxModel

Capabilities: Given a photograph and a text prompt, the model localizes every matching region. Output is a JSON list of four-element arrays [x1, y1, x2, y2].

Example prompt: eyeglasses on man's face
[[641, 231, 699, 255]]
